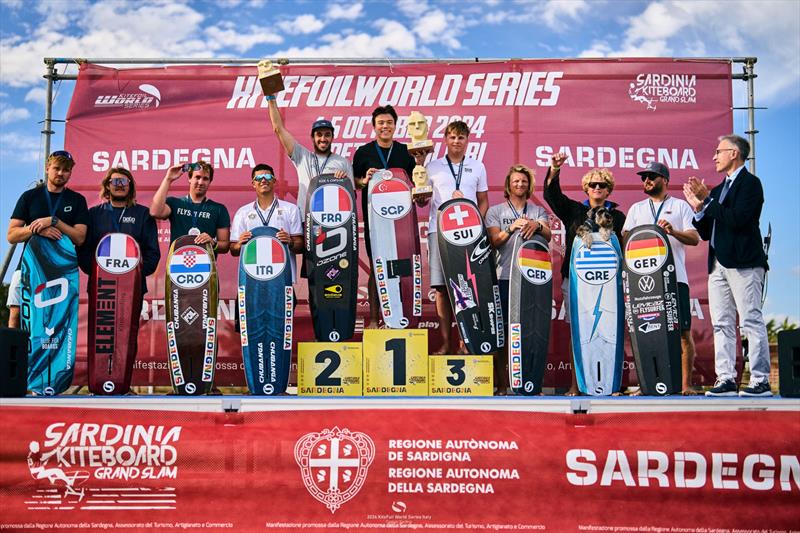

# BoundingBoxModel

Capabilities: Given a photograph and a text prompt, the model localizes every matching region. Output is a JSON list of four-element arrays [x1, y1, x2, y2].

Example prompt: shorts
[[6, 269, 21, 307], [561, 277, 570, 324], [427, 232, 444, 287], [678, 282, 691, 332]]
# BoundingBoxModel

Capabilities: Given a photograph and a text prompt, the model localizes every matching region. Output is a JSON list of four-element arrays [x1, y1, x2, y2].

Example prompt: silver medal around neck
[[375, 169, 393, 181], [188, 227, 201, 236]]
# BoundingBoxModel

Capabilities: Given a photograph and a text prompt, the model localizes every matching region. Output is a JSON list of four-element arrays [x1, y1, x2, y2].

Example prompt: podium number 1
[[386, 338, 406, 386]]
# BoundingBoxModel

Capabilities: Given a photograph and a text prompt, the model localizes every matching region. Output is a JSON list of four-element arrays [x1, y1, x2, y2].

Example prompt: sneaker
[[705, 379, 738, 396], [739, 380, 773, 397]]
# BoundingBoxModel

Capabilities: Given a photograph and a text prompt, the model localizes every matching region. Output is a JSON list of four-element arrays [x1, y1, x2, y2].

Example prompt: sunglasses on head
[[181, 162, 203, 173], [50, 150, 73, 160], [111, 177, 130, 186], [253, 173, 275, 182], [640, 174, 663, 182], [587, 182, 608, 190]]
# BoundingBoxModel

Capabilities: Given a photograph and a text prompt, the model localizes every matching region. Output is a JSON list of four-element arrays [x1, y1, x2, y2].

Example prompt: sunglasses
[[181, 162, 203, 173], [111, 177, 130, 186], [640, 174, 662, 182], [253, 173, 275, 182], [587, 182, 608, 190], [50, 150, 73, 160]]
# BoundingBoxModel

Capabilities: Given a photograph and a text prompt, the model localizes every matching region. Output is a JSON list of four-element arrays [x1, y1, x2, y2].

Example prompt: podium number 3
[[446, 359, 466, 386]]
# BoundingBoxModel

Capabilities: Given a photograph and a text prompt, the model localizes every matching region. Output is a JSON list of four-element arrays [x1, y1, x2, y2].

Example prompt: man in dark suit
[[683, 134, 770, 396]]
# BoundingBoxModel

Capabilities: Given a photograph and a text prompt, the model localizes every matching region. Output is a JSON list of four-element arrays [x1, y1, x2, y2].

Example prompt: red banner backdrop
[[63, 59, 733, 387], [1, 405, 797, 531]]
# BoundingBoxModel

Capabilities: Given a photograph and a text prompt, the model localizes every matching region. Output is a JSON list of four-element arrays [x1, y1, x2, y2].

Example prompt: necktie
[[711, 178, 732, 249]]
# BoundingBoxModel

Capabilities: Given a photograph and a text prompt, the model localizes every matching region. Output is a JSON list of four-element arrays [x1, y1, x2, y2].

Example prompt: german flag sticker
[[517, 241, 552, 285], [625, 231, 668, 275]]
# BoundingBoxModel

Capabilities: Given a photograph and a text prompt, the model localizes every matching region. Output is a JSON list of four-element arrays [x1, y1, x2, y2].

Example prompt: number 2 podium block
[[297, 342, 363, 396], [429, 355, 494, 396], [363, 329, 428, 396]]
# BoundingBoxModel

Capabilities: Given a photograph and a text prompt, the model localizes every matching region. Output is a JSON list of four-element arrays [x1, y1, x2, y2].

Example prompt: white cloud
[[278, 14, 326, 35], [24, 87, 46, 105], [275, 19, 419, 58], [1, 0, 23, 9], [541, 0, 590, 30], [0, 104, 30, 122], [0, 132, 40, 162], [205, 24, 282, 53], [328, 3, 363, 21]]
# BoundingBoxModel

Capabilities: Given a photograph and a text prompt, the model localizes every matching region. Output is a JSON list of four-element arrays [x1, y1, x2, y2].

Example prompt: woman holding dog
[[543, 152, 626, 395]]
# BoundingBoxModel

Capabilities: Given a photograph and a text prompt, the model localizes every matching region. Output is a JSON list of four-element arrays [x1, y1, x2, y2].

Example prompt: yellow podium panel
[[363, 329, 428, 396], [429, 355, 493, 396], [297, 342, 363, 396]]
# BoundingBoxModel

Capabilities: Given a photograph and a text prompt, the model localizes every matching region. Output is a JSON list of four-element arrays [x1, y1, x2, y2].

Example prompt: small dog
[[576, 206, 613, 248]]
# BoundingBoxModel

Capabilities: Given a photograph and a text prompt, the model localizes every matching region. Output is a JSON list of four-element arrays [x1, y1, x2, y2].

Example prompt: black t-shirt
[[11, 185, 90, 227], [352, 140, 416, 257]]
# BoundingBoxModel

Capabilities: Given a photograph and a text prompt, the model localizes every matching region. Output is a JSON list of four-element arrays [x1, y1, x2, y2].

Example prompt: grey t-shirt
[[290, 143, 354, 215], [485, 200, 549, 280]]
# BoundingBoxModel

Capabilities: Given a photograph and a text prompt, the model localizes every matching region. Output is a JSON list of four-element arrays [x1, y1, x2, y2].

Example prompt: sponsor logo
[[168, 245, 212, 289], [517, 242, 552, 285], [34, 278, 69, 308], [655, 382, 668, 395], [449, 277, 476, 313], [524, 381, 534, 393], [510, 323, 522, 388], [294, 427, 375, 514], [574, 241, 618, 285], [639, 312, 660, 321], [238, 286, 248, 347], [339, 258, 349, 269], [166, 322, 184, 386], [493, 284, 504, 347], [202, 318, 216, 382], [284, 287, 293, 351], [324, 284, 343, 299], [413, 254, 423, 317], [315, 226, 348, 260], [310, 184, 352, 228], [102, 381, 115, 393], [95, 233, 140, 274], [638, 275, 656, 293], [243, 236, 286, 281], [45, 326, 55, 336], [638, 322, 662, 334], [374, 257, 392, 318], [370, 177, 411, 220], [181, 306, 199, 326], [24, 421, 181, 510], [629, 73, 697, 111], [625, 231, 668, 275], [440, 202, 482, 246], [469, 235, 491, 263], [325, 266, 340, 280], [94, 83, 162, 109], [329, 331, 340, 342], [480, 342, 491, 353]]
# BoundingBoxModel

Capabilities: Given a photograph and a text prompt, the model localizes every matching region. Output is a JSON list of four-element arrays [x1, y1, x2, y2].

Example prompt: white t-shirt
[[622, 195, 697, 284], [426, 156, 488, 233], [290, 143, 353, 215], [231, 198, 303, 281]]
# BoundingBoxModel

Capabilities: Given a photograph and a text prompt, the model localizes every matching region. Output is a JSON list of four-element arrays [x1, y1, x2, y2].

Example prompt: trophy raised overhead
[[406, 111, 433, 201], [257, 59, 285, 96]]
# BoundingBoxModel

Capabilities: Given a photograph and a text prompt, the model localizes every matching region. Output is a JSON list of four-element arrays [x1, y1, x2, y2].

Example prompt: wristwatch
[[50, 215, 59, 227]]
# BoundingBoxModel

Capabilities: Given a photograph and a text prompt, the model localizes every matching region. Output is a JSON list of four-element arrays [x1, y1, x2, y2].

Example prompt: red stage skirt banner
[[63, 59, 733, 387], [1, 406, 797, 531]]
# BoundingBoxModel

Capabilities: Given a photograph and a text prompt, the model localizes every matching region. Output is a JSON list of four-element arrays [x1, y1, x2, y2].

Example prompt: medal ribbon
[[445, 155, 464, 191]]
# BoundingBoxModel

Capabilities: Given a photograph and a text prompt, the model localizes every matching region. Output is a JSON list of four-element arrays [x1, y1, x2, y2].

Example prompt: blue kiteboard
[[238, 226, 294, 395], [20, 235, 79, 395], [569, 233, 624, 396]]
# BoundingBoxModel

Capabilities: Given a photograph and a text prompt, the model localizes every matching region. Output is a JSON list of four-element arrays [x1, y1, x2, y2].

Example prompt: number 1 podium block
[[363, 329, 428, 396], [429, 355, 494, 396], [297, 342, 363, 396]]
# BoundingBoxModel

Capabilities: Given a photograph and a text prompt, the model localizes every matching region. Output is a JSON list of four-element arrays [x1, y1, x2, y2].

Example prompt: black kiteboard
[[622, 224, 681, 395], [508, 235, 552, 395], [437, 198, 503, 355], [305, 173, 359, 342]]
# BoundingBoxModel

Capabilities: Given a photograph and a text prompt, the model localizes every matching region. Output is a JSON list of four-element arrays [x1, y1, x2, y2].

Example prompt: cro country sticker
[[242, 236, 286, 281], [517, 242, 552, 285], [440, 202, 482, 246], [310, 184, 352, 228], [95, 233, 141, 274], [371, 178, 411, 220], [294, 427, 375, 514], [573, 240, 619, 285], [625, 230, 668, 275], [169, 245, 212, 289]]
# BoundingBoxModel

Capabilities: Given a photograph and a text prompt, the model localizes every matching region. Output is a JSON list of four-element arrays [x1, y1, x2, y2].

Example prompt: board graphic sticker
[[367, 169, 421, 329], [169, 245, 212, 289], [310, 184, 352, 227], [569, 234, 624, 396], [238, 226, 293, 395], [440, 202, 483, 246], [509, 235, 552, 395], [88, 232, 143, 395], [623, 225, 681, 395]]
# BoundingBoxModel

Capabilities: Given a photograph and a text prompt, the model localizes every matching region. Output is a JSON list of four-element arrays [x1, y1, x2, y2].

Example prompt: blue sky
[[1, 0, 798, 322]]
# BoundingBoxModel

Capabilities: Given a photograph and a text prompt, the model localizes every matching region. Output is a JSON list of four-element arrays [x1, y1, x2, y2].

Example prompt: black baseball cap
[[637, 161, 670, 180], [311, 119, 334, 134]]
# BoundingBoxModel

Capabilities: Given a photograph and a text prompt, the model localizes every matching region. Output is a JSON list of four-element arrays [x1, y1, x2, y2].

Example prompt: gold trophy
[[406, 111, 433, 201], [257, 59, 285, 96]]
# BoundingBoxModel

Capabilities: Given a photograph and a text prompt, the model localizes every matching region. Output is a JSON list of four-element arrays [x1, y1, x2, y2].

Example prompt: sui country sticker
[[440, 202, 482, 246]]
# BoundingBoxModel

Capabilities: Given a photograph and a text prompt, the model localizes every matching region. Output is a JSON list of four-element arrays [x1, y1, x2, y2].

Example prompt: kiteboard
[[508, 235, 552, 395], [20, 235, 79, 396], [87, 233, 143, 395], [569, 233, 624, 396], [238, 226, 294, 395], [367, 168, 422, 329], [622, 224, 681, 395], [305, 173, 358, 342], [437, 198, 503, 355], [165, 235, 218, 395]]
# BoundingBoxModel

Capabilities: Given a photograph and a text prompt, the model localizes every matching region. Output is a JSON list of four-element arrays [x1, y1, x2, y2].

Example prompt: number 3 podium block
[[429, 355, 494, 396], [297, 342, 363, 396], [363, 329, 428, 396]]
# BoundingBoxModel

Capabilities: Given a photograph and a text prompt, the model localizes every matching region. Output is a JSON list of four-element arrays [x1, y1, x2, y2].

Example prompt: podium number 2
[[316, 350, 341, 386], [386, 338, 406, 386], [446, 359, 466, 386]]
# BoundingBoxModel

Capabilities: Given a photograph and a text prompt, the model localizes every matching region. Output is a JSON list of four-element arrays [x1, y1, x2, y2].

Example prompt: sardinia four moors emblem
[[294, 427, 375, 513]]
